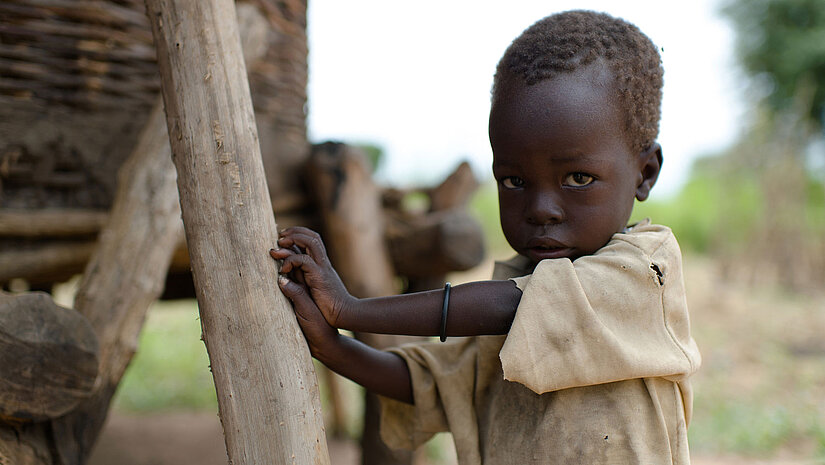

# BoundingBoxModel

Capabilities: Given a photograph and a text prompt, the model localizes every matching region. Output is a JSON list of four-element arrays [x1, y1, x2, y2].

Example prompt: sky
[[306, 0, 745, 197]]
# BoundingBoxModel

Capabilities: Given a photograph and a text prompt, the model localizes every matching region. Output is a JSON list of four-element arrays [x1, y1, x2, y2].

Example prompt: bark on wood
[[305, 142, 413, 465], [0, 423, 52, 465], [0, 291, 98, 423], [145, 1, 329, 464]]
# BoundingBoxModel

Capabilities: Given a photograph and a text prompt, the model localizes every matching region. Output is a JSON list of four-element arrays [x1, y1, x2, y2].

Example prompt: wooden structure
[[0, 1, 485, 464]]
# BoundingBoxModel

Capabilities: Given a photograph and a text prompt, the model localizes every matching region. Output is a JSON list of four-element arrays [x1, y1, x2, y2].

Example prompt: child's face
[[489, 64, 653, 264]]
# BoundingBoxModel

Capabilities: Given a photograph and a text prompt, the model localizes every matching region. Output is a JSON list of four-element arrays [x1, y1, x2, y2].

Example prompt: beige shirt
[[380, 221, 701, 464]]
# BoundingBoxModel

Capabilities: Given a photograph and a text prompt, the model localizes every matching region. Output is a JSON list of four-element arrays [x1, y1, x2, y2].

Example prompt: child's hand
[[269, 227, 354, 328], [277, 275, 340, 358], [279, 274, 414, 405]]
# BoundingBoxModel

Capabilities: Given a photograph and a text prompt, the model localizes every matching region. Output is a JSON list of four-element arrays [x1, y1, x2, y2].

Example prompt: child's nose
[[526, 191, 565, 225]]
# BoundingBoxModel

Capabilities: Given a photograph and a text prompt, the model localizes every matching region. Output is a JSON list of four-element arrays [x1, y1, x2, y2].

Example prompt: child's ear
[[635, 143, 662, 202]]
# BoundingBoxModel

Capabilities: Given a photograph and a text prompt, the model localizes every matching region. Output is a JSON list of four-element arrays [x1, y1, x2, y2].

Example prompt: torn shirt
[[380, 221, 701, 464]]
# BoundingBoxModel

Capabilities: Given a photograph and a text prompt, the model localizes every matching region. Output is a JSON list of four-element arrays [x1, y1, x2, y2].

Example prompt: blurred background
[[44, 0, 825, 463]]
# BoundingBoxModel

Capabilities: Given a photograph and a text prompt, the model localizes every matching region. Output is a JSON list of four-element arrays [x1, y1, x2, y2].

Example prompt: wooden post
[[144, 1, 330, 464], [306, 142, 397, 299]]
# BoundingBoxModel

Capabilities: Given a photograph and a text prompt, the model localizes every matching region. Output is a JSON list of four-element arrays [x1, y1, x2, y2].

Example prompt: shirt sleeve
[[499, 229, 701, 394], [380, 338, 482, 454]]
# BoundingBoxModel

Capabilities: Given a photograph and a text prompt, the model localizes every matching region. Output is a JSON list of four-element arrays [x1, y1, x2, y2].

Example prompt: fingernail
[[278, 275, 289, 285]]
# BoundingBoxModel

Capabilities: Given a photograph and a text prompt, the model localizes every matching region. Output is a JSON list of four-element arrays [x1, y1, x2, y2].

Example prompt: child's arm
[[278, 275, 414, 403], [270, 227, 522, 338]]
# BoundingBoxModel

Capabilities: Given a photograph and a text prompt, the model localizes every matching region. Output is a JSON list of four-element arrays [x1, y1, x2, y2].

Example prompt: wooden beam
[[0, 241, 96, 285], [387, 209, 485, 279], [144, 1, 329, 464], [0, 209, 108, 237]]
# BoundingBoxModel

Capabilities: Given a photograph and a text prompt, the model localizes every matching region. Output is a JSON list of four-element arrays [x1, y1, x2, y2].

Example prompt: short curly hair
[[493, 10, 663, 154]]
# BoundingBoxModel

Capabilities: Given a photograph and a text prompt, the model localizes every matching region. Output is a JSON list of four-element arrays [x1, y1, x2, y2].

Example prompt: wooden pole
[[144, 1, 330, 464]]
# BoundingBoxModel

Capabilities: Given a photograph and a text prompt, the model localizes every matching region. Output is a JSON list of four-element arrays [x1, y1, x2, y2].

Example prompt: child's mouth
[[527, 244, 574, 261]]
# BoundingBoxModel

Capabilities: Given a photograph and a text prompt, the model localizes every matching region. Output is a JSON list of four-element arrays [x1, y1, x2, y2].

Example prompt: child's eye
[[564, 173, 594, 187], [500, 176, 525, 189]]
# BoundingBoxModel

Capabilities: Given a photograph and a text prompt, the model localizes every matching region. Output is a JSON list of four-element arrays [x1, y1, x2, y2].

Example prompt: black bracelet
[[440, 282, 451, 342]]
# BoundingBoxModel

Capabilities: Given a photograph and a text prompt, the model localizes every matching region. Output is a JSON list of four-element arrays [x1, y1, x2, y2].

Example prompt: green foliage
[[632, 178, 718, 254], [400, 190, 431, 214], [722, 0, 825, 131], [631, 159, 764, 254], [690, 400, 796, 454], [633, 152, 825, 267], [113, 301, 218, 412], [355, 142, 385, 173], [689, 398, 825, 458], [804, 174, 825, 229], [468, 182, 509, 254]]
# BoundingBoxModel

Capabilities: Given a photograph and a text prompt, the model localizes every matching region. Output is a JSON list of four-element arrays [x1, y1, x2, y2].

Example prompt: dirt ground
[[87, 411, 816, 465], [88, 412, 360, 465]]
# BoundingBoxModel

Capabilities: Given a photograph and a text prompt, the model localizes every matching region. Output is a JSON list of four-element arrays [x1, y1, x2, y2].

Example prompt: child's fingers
[[278, 274, 311, 304], [278, 275, 318, 320], [269, 247, 296, 260], [277, 229, 328, 262], [291, 263, 307, 286], [277, 226, 319, 248], [270, 248, 306, 285], [279, 253, 322, 276], [278, 226, 321, 238], [278, 275, 335, 336]]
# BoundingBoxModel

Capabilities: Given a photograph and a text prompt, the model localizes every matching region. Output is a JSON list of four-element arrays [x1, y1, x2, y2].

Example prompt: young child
[[270, 10, 701, 464]]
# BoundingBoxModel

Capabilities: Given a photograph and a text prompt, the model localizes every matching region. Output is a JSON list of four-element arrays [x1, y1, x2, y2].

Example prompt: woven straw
[[0, 0, 159, 110], [0, 0, 308, 212]]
